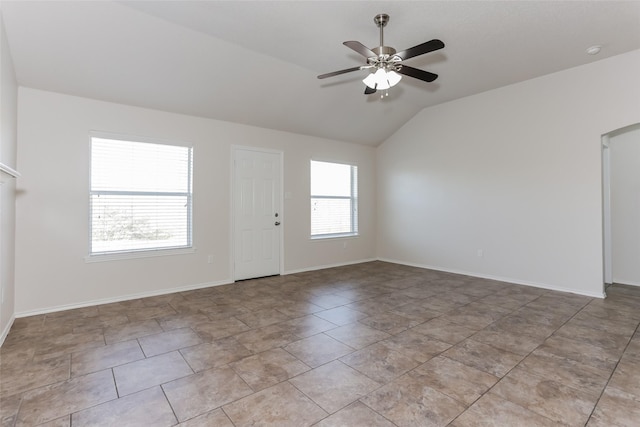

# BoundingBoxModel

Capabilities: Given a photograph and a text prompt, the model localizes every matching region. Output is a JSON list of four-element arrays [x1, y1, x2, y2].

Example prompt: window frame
[[87, 132, 194, 261], [310, 159, 359, 239]]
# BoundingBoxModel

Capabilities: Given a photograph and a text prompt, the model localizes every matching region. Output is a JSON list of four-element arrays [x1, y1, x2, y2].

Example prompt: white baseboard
[[611, 279, 640, 287], [0, 314, 15, 347], [15, 279, 233, 318], [377, 257, 606, 299], [283, 258, 378, 276]]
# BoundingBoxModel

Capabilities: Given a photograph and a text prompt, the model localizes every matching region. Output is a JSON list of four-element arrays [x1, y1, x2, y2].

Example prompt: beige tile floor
[[1, 261, 639, 426]]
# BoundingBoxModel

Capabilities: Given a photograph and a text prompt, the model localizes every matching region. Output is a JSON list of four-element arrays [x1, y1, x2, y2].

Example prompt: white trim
[[0, 162, 20, 179], [15, 278, 232, 318], [602, 134, 613, 284], [85, 246, 196, 263], [0, 314, 15, 347], [612, 279, 640, 287], [283, 258, 377, 275], [377, 257, 607, 299]]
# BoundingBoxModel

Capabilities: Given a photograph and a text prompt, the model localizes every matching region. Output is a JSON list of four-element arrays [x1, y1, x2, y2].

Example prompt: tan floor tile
[[486, 314, 557, 340], [289, 360, 379, 414], [307, 294, 353, 309], [234, 323, 301, 353], [491, 367, 599, 426], [520, 352, 611, 397], [230, 348, 309, 391], [554, 323, 631, 351], [414, 356, 499, 405], [587, 386, 640, 427], [0, 393, 22, 425], [536, 335, 622, 371], [113, 351, 193, 396], [72, 386, 176, 426], [138, 327, 202, 357], [162, 366, 253, 422], [223, 382, 327, 427], [125, 304, 178, 322], [276, 315, 337, 338], [389, 303, 442, 322], [410, 317, 477, 345], [104, 319, 163, 344], [17, 370, 117, 426], [314, 401, 395, 427], [176, 408, 234, 426], [313, 306, 368, 326], [284, 334, 354, 368], [340, 342, 419, 384], [193, 317, 251, 342], [439, 302, 512, 329], [31, 331, 106, 360], [156, 313, 211, 331], [377, 329, 451, 363], [450, 393, 558, 427], [469, 329, 543, 356], [361, 372, 466, 427], [1, 354, 70, 398], [180, 337, 252, 372], [35, 415, 70, 426], [357, 312, 419, 335], [324, 323, 390, 350], [607, 358, 640, 396], [234, 308, 290, 329], [71, 339, 143, 377], [443, 339, 523, 377]]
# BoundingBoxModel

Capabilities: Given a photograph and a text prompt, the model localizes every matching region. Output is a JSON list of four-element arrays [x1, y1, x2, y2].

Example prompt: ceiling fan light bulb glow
[[386, 70, 402, 87], [363, 69, 402, 90]]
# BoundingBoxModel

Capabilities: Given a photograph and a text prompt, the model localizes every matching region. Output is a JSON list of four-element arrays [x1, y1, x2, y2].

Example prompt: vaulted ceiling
[[2, 1, 640, 146]]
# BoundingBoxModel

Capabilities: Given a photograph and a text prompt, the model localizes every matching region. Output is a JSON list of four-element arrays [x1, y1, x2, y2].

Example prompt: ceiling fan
[[318, 13, 445, 96]]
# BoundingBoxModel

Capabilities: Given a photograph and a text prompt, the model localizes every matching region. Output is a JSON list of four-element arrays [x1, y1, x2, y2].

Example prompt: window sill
[[310, 233, 359, 241], [85, 247, 196, 263]]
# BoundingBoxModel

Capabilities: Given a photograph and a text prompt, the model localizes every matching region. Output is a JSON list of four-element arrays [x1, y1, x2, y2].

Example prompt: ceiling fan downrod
[[372, 14, 397, 58]]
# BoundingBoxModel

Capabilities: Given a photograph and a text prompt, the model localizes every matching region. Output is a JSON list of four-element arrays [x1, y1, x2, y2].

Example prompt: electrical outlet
[[477, 249, 484, 258], [207, 255, 214, 264]]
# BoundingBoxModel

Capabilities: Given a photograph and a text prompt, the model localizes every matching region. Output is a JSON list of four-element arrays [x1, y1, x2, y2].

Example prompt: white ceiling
[[2, 1, 640, 146]]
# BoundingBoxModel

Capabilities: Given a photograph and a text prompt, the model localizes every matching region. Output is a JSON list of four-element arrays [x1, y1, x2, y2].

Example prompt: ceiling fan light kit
[[318, 13, 445, 96]]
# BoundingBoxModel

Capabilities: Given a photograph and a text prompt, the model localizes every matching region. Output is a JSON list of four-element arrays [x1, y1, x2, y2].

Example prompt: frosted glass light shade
[[362, 69, 402, 90]]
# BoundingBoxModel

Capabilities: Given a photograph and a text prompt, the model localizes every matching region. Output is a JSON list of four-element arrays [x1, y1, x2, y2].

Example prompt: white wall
[[377, 50, 640, 297], [0, 9, 19, 343], [610, 123, 640, 286], [15, 88, 376, 315]]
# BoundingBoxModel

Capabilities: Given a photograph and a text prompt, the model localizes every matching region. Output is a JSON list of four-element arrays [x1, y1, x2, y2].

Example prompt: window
[[90, 135, 193, 256], [310, 160, 358, 238]]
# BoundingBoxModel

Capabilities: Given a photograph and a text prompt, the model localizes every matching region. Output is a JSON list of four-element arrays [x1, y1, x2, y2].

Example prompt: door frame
[[230, 145, 284, 281]]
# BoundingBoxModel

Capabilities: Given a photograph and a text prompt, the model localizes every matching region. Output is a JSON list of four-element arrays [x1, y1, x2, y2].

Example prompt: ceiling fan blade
[[317, 66, 363, 79], [395, 39, 445, 60], [343, 41, 377, 58], [364, 84, 377, 95], [397, 65, 438, 82]]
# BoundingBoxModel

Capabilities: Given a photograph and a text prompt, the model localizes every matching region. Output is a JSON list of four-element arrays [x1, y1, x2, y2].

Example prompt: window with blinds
[[90, 136, 193, 255], [310, 160, 358, 238]]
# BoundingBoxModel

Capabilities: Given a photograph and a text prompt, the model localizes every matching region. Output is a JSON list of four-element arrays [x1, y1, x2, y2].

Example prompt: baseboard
[[15, 279, 233, 318], [0, 314, 16, 347], [611, 279, 640, 287], [377, 257, 606, 299], [284, 258, 378, 276]]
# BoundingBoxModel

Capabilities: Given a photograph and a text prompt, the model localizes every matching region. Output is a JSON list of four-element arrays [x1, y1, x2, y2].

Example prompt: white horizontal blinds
[[90, 137, 193, 254], [310, 160, 358, 237]]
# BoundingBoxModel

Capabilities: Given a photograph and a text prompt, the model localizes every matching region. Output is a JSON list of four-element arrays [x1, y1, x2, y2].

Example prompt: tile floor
[[1, 261, 639, 426]]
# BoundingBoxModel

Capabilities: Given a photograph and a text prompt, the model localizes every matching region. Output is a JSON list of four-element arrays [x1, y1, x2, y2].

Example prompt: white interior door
[[233, 148, 282, 281]]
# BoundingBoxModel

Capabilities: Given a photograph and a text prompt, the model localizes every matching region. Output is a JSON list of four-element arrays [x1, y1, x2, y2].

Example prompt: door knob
[[275, 221, 281, 226]]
